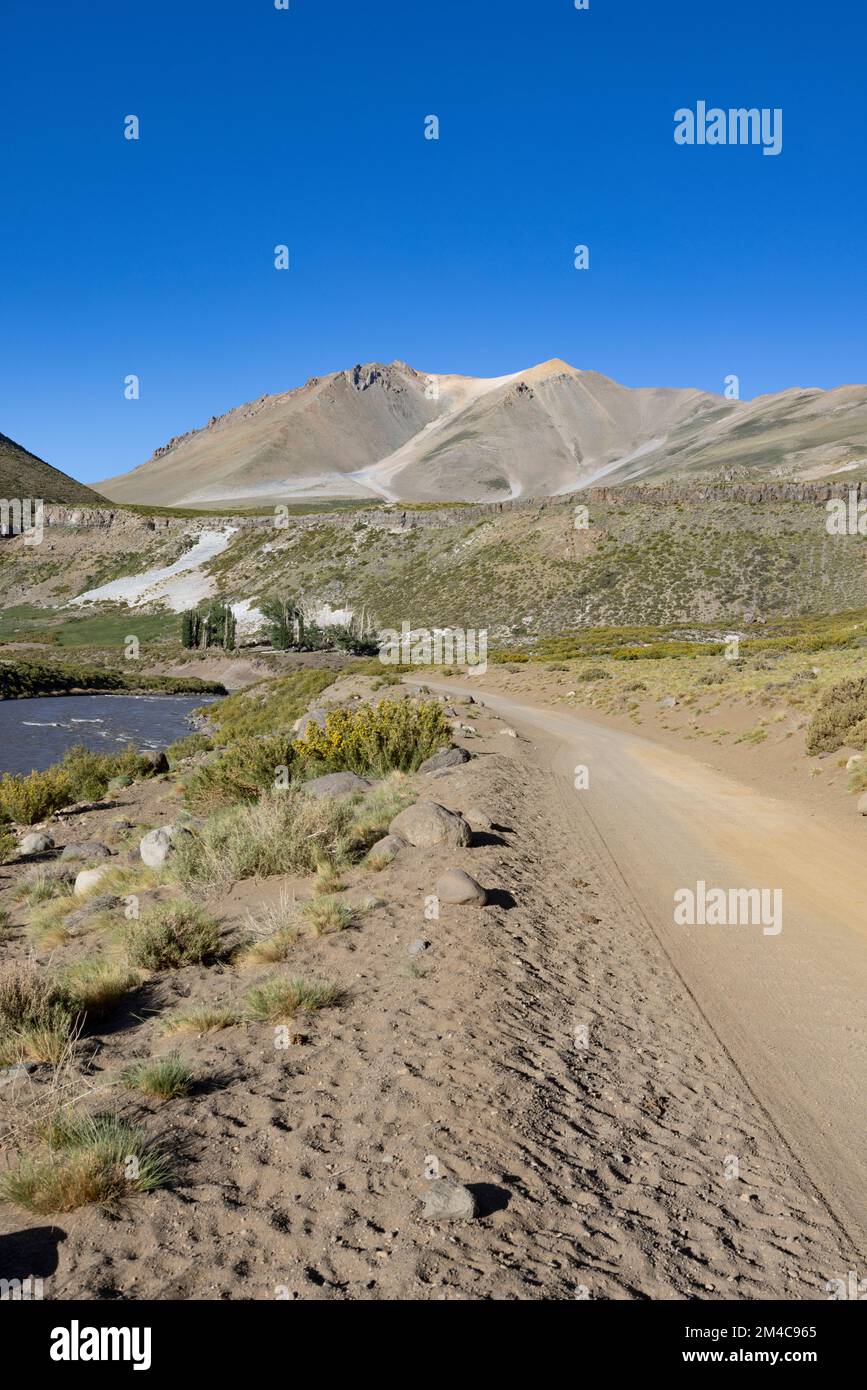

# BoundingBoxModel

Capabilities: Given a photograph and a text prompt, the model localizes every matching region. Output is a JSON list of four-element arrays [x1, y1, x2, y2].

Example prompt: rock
[[0, 1062, 37, 1089], [74, 866, 112, 897], [19, 831, 55, 856], [139, 825, 192, 868], [858, 793, 867, 816], [465, 807, 493, 832], [111, 819, 135, 832], [389, 802, 472, 849], [846, 754, 864, 771], [293, 709, 329, 737], [435, 868, 487, 906], [63, 893, 122, 931], [419, 1179, 479, 1221], [417, 746, 470, 775], [498, 727, 518, 738], [60, 841, 112, 863], [303, 772, 372, 799], [408, 938, 432, 956], [659, 696, 678, 709], [140, 750, 169, 774], [23, 862, 75, 886], [367, 834, 408, 863]]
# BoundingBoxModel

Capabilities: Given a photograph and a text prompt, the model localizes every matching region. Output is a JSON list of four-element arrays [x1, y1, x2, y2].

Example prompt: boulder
[[389, 802, 472, 849], [60, 841, 112, 863], [419, 1179, 479, 1221], [303, 772, 372, 799], [435, 868, 487, 906], [465, 807, 494, 832], [367, 834, 408, 864], [74, 866, 113, 898], [140, 750, 169, 774], [417, 746, 470, 775], [293, 709, 329, 737], [19, 831, 55, 856], [139, 825, 192, 869]]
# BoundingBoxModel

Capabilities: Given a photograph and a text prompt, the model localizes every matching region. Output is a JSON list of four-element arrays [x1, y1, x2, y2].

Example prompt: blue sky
[[1, 0, 864, 484]]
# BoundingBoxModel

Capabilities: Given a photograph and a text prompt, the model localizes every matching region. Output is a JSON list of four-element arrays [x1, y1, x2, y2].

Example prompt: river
[[0, 694, 220, 776]]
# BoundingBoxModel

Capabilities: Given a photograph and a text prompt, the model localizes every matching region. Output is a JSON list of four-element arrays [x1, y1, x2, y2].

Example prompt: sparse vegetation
[[127, 901, 223, 969], [122, 1053, 193, 1100], [245, 974, 343, 1022], [0, 1113, 173, 1214]]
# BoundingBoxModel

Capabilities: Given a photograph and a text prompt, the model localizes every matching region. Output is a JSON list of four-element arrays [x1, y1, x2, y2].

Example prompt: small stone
[[0, 1062, 37, 1088], [858, 793, 867, 816], [18, 831, 55, 856], [140, 824, 192, 868], [465, 807, 493, 832], [417, 747, 470, 775], [303, 772, 372, 799], [408, 938, 432, 957], [435, 868, 487, 906], [498, 727, 518, 738], [420, 1179, 479, 1221], [659, 696, 678, 709], [60, 841, 112, 862], [140, 750, 169, 774], [367, 834, 408, 863], [74, 866, 112, 897]]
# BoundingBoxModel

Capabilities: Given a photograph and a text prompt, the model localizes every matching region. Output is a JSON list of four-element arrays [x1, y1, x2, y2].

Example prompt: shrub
[[122, 1054, 193, 1100], [0, 960, 75, 1066], [0, 1113, 173, 1213], [0, 766, 76, 824], [293, 699, 450, 778], [806, 677, 867, 755], [183, 736, 294, 813], [244, 975, 343, 1023], [127, 901, 223, 969], [166, 732, 213, 766], [575, 666, 611, 682], [173, 790, 355, 891], [204, 670, 337, 742]]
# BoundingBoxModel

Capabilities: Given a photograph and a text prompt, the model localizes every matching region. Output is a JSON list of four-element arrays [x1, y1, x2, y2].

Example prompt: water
[[0, 694, 220, 776]]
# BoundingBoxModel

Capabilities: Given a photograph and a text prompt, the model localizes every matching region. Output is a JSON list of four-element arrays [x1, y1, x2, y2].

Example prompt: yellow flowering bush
[[293, 700, 450, 777]]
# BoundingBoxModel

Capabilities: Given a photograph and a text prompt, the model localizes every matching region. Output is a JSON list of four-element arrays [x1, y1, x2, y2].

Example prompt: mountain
[[97, 360, 867, 508], [0, 431, 105, 505]]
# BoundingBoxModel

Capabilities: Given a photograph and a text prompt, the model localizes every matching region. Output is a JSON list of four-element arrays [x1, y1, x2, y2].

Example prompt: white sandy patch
[[70, 529, 237, 613]]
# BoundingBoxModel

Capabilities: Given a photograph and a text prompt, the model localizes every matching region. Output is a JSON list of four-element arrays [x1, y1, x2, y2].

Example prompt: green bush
[[805, 677, 867, 755], [127, 901, 223, 969], [292, 699, 450, 777], [182, 735, 294, 813]]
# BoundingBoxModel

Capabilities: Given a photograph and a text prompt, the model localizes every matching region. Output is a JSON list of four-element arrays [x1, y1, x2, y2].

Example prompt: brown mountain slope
[[0, 432, 104, 505], [97, 359, 867, 507]]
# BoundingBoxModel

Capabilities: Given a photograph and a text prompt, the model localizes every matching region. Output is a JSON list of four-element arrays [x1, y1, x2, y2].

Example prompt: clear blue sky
[[1, 0, 865, 484]]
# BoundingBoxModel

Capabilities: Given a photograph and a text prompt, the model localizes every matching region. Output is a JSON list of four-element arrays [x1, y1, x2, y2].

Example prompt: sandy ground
[[0, 690, 860, 1300]]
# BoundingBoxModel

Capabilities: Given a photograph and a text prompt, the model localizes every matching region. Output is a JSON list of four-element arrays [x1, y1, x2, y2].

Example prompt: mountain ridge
[[94, 358, 867, 508]]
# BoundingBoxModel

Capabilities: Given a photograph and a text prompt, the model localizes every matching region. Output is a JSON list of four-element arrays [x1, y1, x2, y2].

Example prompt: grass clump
[[0, 1112, 173, 1214], [182, 735, 293, 814], [245, 975, 343, 1022], [127, 900, 223, 970], [162, 1003, 241, 1034], [122, 1053, 193, 1100], [58, 960, 140, 1022], [0, 960, 74, 1065], [173, 790, 355, 891], [301, 896, 353, 936]]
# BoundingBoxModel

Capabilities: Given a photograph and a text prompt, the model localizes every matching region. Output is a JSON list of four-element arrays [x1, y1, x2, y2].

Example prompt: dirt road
[[431, 680, 867, 1262]]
